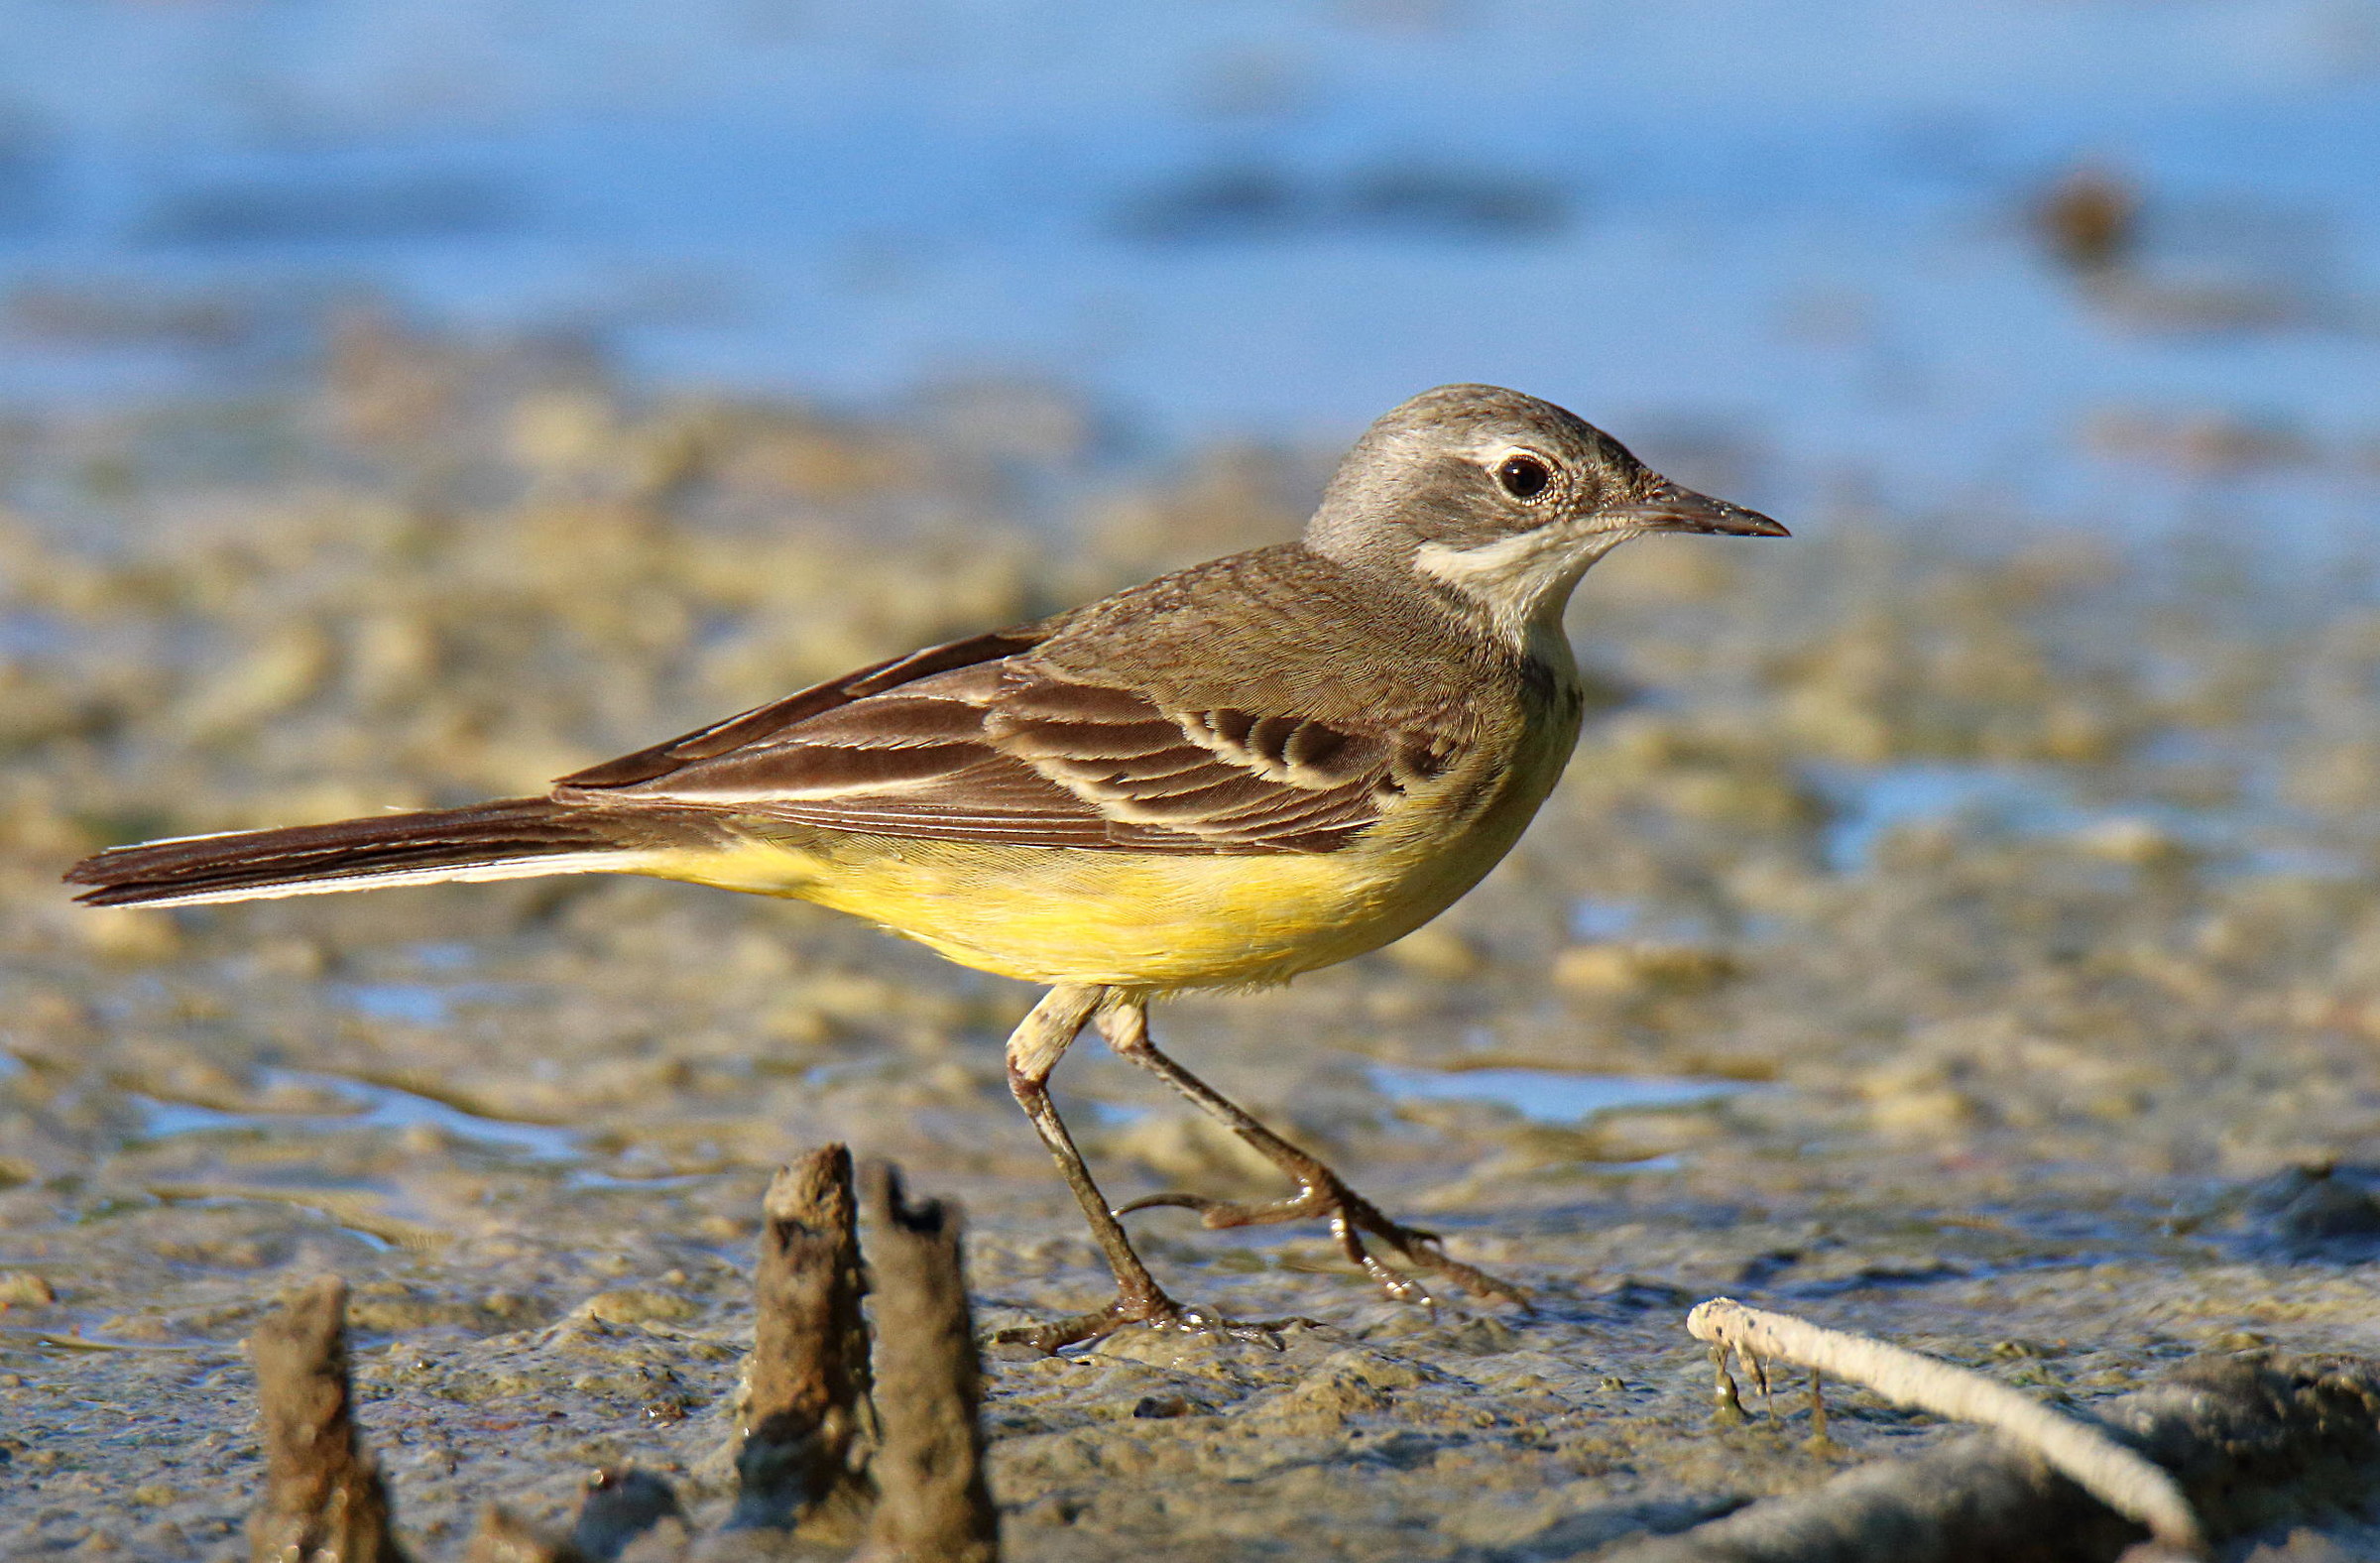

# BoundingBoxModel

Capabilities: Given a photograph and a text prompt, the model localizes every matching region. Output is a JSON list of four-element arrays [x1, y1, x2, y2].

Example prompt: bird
[[65, 384, 1786, 1351]]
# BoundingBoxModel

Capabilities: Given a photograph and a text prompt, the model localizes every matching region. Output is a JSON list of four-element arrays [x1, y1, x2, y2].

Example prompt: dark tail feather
[[63, 797, 659, 908]]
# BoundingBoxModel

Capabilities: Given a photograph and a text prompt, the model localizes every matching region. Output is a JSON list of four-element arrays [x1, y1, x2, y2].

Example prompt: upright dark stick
[[855, 1166, 999, 1563], [731, 1142, 874, 1533], [247, 1274, 409, 1563]]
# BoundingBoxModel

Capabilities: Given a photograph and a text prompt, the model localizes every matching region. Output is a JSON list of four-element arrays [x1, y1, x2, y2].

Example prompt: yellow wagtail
[[66, 384, 1785, 1349]]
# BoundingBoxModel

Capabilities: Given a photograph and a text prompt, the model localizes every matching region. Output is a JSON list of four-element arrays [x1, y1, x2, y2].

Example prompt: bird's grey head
[[1305, 384, 1785, 651]]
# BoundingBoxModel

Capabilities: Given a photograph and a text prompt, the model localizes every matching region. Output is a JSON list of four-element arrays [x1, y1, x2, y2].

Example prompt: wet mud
[[5, 333, 2380, 1558]]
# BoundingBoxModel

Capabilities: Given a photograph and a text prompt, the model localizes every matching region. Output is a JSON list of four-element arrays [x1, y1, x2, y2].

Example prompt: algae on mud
[[4, 331, 2380, 1557]]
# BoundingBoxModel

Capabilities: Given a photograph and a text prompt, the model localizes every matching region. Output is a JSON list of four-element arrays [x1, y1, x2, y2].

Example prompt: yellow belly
[[674, 839, 1400, 988], [635, 697, 1579, 992]]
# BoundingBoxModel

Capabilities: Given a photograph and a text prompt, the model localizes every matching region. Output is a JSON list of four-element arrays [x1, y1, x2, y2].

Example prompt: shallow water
[[1367, 1063, 1743, 1127], [132, 1070, 584, 1164], [1, 2, 2378, 547]]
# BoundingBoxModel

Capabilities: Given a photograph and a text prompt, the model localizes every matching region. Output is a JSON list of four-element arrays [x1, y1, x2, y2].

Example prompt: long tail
[[63, 797, 682, 909]]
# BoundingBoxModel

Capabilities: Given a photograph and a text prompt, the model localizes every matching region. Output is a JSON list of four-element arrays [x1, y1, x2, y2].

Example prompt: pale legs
[[999, 984, 1523, 1351]]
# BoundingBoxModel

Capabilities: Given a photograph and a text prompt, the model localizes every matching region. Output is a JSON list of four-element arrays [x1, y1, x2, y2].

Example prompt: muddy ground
[[5, 327, 2380, 1559]]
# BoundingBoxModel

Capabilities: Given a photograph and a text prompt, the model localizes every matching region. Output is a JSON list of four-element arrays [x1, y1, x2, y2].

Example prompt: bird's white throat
[[1412, 525, 1634, 662]]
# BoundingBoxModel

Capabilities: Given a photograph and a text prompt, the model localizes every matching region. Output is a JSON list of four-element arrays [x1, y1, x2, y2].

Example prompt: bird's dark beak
[[1612, 480, 1789, 538]]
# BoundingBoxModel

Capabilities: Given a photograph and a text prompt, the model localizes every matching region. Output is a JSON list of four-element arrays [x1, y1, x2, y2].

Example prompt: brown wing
[[555, 631, 1455, 854], [555, 628, 1047, 789]]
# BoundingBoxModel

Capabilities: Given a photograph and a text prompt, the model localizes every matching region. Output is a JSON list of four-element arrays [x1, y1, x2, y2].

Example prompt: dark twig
[[247, 1274, 410, 1563], [235, 1156, 1001, 1563], [853, 1165, 998, 1563], [730, 1144, 873, 1535]]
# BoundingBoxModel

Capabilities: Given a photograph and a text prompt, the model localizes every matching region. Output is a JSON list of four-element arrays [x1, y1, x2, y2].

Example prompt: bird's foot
[[990, 1285, 1292, 1357], [1119, 1176, 1530, 1312]]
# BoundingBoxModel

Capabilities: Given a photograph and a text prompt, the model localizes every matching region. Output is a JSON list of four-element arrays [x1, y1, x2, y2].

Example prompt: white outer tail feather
[[102, 849, 665, 910]]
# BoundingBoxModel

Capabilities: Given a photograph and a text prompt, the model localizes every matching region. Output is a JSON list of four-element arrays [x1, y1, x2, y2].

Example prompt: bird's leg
[[1095, 994, 1527, 1311], [995, 984, 1191, 1353]]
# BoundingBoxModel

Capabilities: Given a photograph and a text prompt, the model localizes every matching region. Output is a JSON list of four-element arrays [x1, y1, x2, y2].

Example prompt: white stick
[[1686, 1297, 2205, 1559]]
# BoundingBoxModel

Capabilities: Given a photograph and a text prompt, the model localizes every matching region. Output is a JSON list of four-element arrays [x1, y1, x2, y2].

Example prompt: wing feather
[[554, 628, 1041, 788], [558, 628, 1460, 854]]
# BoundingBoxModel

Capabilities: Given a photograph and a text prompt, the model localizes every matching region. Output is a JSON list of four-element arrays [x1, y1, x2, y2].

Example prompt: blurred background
[[2, 0, 2377, 542]]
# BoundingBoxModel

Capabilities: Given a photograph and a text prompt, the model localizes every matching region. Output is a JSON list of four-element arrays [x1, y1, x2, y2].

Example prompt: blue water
[[339, 984, 453, 1027], [1810, 759, 2369, 876], [133, 1070, 581, 1161], [0, 1, 2374, 541], [1815, 763, 2083, 873], [1566, 899, 1729, 945], [1568, 899, 1644, 942], [1368, 1063, 1740, 1125]]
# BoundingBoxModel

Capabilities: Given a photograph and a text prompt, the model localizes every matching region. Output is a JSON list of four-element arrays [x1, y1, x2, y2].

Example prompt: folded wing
[[556, 630, 1453, 854]]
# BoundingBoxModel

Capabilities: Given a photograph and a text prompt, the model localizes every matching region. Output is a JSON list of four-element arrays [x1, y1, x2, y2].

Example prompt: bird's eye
[[1494, 453, 1553, 501]]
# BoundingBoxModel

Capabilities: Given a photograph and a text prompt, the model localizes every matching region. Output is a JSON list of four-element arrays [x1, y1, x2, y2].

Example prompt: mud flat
[[5, 330, 2380, 1558]]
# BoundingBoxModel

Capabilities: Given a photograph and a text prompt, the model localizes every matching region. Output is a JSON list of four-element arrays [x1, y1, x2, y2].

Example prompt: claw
[[1088, 997, 1530, 1316], [1113, 1191, 1227, 1218], [1115, 1188, 1326, 1229], [993, 1307, 1133, 1356], [1333, 1186, 1532, 1313], [991, 1293, 1300, 1356], [1120, 1175, 1531, 1313], [1343, 1225, 1437, 1307]]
